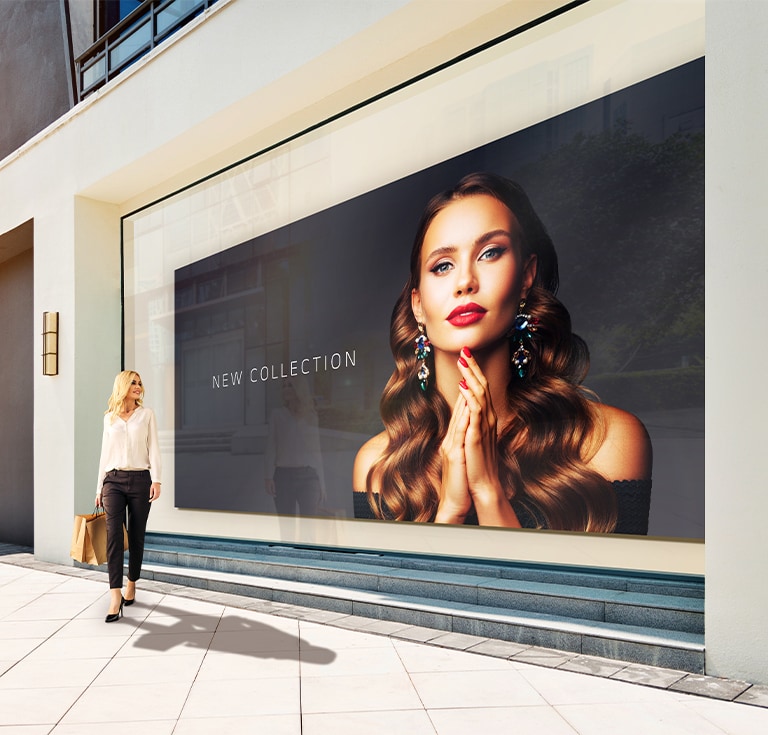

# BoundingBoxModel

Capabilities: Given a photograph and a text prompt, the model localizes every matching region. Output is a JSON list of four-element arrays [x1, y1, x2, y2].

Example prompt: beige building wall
[[704, 0, 768, 684]]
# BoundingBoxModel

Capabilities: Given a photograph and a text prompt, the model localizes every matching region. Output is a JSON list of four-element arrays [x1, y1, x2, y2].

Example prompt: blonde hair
[[105, 370, 144, 421]]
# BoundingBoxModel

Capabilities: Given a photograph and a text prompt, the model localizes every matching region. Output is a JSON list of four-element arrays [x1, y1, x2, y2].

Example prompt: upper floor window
[[97, 1, 144, 38], [77, 0, 219, 101]]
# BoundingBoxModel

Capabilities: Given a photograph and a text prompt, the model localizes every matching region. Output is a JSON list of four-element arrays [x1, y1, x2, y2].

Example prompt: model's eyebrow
[[476, 229, 514, 246], [424, 245, 458, 260], [424, 229, 514, 261]]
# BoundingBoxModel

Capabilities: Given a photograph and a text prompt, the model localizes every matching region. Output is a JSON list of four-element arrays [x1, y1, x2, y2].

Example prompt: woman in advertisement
[[353, 172, 652, 533], [96, 371, 162, 622]]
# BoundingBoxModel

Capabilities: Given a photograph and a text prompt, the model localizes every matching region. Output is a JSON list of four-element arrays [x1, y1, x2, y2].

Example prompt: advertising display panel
[[124, 0, 705, 548]]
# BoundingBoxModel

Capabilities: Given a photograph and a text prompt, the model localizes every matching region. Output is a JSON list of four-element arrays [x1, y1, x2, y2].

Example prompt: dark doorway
[[0, 220, 34, 547]]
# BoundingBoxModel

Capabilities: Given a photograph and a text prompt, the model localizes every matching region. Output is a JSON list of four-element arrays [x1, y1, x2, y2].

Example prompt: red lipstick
[[446, 302, 487, 327]]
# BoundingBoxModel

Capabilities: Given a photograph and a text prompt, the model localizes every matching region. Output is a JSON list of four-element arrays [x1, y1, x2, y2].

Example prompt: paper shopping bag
[[70, 509, 107, 565], [70, 509, 128, 566]]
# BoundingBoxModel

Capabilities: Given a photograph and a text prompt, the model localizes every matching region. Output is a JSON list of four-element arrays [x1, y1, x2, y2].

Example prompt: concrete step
[[145, 534, 703, 597], [143, 543, 703, 635], [140, 534, 704, 673]]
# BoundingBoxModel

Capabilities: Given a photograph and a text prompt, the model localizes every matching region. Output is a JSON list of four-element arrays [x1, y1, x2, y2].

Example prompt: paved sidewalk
[[1, 549, 767, 734]]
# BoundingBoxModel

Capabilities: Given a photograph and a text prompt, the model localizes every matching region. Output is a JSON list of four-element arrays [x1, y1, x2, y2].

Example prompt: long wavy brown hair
[[365, 172, 617, 532]]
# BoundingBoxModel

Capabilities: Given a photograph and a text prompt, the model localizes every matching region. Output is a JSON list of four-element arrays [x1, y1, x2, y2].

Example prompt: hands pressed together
[[434, 347, 521, 527]]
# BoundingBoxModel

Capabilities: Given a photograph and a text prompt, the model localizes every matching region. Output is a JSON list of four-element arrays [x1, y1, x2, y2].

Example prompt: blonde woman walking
[[96, 370, 162, 622]]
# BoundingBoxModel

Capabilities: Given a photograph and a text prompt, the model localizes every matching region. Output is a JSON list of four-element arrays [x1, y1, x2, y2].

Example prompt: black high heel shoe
[[124, 595, 135, 607], [105, 596, 124, 623]]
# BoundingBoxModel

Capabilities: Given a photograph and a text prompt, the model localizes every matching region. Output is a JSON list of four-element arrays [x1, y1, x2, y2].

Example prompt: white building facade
[[0, 0, 765, 685]]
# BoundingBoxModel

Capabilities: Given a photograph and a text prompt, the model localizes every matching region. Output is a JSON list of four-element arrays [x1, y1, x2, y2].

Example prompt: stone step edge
[[146, 532, 704, 599], [144, 536, 704, 597], [145, 534, 704, 599], [140, 561, 704, 652], [144, 546, 704, 613]]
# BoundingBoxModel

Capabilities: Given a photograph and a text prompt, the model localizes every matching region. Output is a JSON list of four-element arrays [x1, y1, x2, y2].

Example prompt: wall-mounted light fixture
[[42, 311, 59, 376]]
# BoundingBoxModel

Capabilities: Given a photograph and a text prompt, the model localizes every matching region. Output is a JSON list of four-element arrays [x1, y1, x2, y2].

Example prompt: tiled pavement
[[1, 546, 767, 734]]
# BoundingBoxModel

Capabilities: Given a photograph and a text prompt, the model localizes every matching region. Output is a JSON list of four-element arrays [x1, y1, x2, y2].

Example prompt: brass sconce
[[43, 311, 59, 375]]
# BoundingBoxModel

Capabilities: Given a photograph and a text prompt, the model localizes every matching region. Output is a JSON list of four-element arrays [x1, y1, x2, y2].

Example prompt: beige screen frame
[[123, 0, 705, 574]]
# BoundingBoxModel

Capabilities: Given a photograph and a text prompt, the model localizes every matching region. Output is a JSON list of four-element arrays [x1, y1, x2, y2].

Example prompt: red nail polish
[[458, 356, 468, 368], [462, 347, 472, 358], [459, 379, 468, 389]]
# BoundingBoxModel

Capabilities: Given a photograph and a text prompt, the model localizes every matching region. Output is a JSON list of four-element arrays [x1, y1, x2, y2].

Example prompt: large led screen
[[172, 57, 703, 539]]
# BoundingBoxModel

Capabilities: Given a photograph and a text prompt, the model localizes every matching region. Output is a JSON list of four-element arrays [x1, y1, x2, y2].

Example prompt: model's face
[[282, 381, 297, 400], [411, 195, 536, 355], [128, 375, 143, 400]]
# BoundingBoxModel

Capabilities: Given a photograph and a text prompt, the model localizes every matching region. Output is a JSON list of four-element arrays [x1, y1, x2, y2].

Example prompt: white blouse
[[264, 407, 324, 489], [96, 406, 162, 493]]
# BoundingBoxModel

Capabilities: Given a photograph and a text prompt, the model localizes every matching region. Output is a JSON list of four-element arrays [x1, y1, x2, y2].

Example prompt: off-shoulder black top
[[353, 479, 652, 535]]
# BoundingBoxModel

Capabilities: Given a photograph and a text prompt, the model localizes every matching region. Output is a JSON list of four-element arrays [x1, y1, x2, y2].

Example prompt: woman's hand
[[456, 347, 521, 528], [149, 482, 162, 502], [456, 348, 503, 500], [95, 492, 102, 508], [434, 393, 473, 523]]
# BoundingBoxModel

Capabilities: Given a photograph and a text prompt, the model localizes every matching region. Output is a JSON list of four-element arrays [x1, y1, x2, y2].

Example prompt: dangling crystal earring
[[511, 300, 538, 379], [414, 323, 431, 391]]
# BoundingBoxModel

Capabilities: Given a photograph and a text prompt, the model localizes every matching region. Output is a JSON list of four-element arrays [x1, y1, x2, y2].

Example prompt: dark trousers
[[101, 469, 152, 589], [273, 466, 321, 516]]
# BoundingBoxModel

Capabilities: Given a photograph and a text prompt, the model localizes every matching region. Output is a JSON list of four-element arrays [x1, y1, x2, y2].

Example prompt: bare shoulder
[[587, 403, 652, 482], [352, 431, 388, 493]]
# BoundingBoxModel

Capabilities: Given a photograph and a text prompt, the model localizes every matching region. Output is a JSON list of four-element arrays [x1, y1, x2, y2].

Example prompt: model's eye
[[429, 260, 453, 275], [479, 246, 506, 262]]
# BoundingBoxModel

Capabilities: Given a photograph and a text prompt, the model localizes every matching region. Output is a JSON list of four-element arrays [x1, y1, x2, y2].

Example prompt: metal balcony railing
[[75, 0, 220, 101]]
